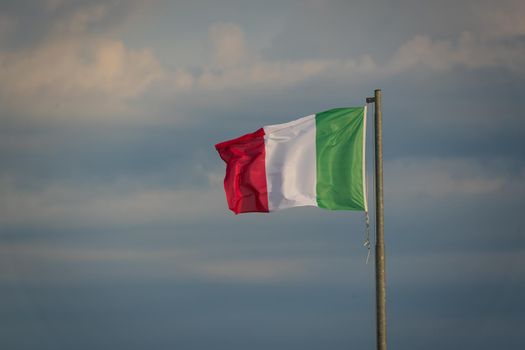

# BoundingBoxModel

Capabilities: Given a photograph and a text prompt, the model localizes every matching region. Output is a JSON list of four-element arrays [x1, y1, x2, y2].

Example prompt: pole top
[[367, 89, 381, 103]]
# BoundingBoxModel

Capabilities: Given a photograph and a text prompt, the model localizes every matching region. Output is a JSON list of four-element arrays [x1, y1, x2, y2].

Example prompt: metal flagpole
[[367, 89, 387, 350]]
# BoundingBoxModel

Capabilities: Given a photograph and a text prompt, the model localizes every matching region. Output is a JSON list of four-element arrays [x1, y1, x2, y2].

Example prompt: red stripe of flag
[[215, 128, 269, 214]]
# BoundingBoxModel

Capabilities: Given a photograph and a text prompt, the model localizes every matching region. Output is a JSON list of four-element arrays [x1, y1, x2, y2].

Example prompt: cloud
[[385, 156, 524, 200], [0, 175, 225, 228], [209, 22, 249, 68], [167, 21, 524, 97], [167, 22, 376, 92], [3, 232, 522, 285], [0, 239, 367, 284], [2, 8, 523, 122], [388, 31, 525, 73], [0, 3, 163, 118], [182, 258, 309, 283], [474, 0, 525, 39]]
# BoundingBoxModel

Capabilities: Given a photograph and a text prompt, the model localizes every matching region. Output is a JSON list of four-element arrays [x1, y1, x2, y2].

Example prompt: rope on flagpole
[[364, 210, 371, 264], [363, 101, 373, 265], [364, 167, 371, 264]]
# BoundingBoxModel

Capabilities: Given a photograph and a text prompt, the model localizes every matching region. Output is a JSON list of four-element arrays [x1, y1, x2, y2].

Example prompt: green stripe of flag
[[315, 107, 366, 210]]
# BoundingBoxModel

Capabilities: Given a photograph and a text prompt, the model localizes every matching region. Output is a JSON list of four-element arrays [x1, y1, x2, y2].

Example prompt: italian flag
[[215, 107, 367, 214]]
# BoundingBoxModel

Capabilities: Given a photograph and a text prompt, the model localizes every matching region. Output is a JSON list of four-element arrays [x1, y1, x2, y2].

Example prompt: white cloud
[[0, 4, 163, 118], [196, 59, 333, 90], [167, 21, 524, 96], [209, 22, 249, 68], [2, 5, 524, 121], [167, 22, 375, 92]]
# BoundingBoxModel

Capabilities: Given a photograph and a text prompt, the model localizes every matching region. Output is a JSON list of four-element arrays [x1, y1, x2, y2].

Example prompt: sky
[[0, 0, 524, 349]]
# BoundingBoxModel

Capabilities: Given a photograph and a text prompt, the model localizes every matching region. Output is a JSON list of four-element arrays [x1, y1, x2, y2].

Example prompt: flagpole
[[367, 89, 387, 350]]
